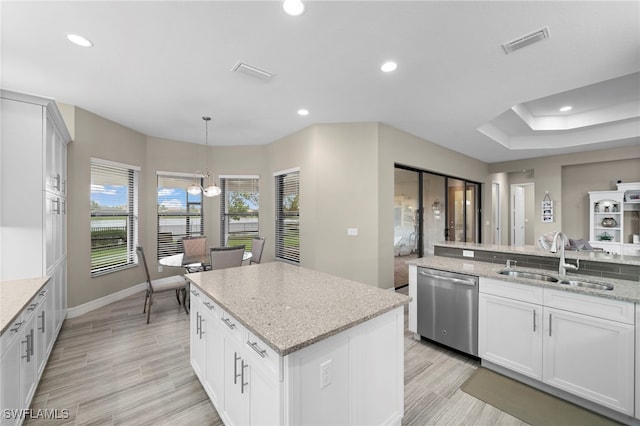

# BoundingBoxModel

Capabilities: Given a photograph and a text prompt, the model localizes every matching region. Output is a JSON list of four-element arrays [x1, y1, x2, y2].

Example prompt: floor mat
[[461, 367, 624, 426]]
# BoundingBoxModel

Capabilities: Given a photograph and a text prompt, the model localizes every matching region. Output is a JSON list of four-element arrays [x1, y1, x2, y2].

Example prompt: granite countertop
[[0, 276, 50, 335], [186, 262, 410, 356], [408, 256, 640, 303], [434, 241, 640, 266]]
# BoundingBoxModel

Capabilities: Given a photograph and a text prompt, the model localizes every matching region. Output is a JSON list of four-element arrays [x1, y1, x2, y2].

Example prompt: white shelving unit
[[589, 182, 640, 255]]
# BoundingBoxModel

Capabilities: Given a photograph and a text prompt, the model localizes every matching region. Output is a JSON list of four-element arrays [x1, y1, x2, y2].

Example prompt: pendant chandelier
[[187, 116, 221, 197]]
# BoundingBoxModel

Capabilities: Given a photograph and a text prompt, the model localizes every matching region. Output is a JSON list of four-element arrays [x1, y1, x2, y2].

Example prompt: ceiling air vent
[[502, 27, 550, 54], [232, 61, 274, 82]]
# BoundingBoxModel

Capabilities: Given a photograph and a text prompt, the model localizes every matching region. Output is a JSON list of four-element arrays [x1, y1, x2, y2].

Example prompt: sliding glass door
[[394, 165, 481, 287]]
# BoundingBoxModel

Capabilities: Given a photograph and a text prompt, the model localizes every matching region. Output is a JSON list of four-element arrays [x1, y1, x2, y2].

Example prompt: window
[[220, 176, 259, 250], [157, 173, 204, 259], [274, 168, 300, 263], [90, 158, 139, 276]]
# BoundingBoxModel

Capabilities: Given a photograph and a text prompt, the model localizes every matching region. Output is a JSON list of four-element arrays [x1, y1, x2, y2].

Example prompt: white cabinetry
[[0, 283, 51, 426], [190, 283, 404, 426], [478, 279, 543, 380], [479, 277, 635, 416], [1, 90, 70, 424], [589, 183, 640, 254]]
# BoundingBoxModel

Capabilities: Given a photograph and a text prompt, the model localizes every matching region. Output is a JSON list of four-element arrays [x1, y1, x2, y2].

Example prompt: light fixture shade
[[283, 0, 305, 16], [187, 184, 202, 195], [203, 184, 221, 197]]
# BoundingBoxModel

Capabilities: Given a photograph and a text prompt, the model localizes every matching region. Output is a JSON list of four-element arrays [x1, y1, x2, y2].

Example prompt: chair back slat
[[210, 245, 245, 270], [182, 236, 207, 257], [251, 237, 265, 264], [136, 246, 152, 288]]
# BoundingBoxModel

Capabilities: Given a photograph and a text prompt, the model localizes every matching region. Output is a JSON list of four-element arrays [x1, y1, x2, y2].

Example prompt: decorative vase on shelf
[[601, 217, 617, 228]]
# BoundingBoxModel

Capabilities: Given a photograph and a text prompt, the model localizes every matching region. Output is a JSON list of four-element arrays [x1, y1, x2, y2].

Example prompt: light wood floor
[[27, 289, 527, 425]]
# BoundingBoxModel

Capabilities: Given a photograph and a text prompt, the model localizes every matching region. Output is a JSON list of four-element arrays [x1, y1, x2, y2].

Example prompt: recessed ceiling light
[[381, 61, 397, 73], [283, 0, 305, 16], [66, 34, 93, 48], [559, 105, 572, 112], [297, 109, 309, 116]]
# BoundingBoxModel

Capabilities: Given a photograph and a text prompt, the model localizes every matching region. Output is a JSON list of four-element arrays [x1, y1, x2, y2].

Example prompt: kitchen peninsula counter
[[407, 255, 640, 303], [434, 241, 640, 266], [186, 261, 410, 355]]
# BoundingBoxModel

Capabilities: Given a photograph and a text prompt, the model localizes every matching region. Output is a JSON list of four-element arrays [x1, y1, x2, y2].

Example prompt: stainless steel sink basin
[[498, 270, 558, 282], [559, 280, 614, 291]]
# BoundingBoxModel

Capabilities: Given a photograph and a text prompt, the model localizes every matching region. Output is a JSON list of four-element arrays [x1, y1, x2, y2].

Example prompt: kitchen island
[[185, 261, 410, 426]]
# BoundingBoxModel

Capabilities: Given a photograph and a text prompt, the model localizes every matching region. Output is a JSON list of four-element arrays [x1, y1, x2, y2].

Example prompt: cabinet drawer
[[544, 289, 634, 325], [245, 330, 281, 378], [479, 277, 543, 304], [220, 310, 245, 343], [199, 294, 220, 320]]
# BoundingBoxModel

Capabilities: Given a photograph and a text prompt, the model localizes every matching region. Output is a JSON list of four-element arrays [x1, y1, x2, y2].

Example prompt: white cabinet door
[[1, 322, 24, 426], [479, 293, 543, 380], [190, 291, 206, 380], [248, 360, 280, 426], [223, 341, 250, 426], [33, 290, 49, 377], [636, 304, 639, 421], [19, 313, 37, 412], [202, 302, 224, 408], [543, 307, 635, 415]]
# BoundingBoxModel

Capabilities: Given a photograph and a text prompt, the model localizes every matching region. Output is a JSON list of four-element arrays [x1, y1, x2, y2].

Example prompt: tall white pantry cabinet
[[1, 90, 71, 424]]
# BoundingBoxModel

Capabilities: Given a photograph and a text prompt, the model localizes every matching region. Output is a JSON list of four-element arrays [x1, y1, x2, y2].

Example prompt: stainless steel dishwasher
[[416, 267, 478, 356]]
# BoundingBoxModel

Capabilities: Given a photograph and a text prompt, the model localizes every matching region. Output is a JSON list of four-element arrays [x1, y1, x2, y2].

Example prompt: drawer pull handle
[[222, 317, 236, 329], [10, 321, 24, 332], [247, 340, 267, 358], [532, 310, 536, 332], [203, 301, 214, 310]]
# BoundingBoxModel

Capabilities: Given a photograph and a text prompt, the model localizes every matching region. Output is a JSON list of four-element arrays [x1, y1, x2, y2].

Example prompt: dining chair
[[137, 246, 189, 324], [182, 235, 207, 272], [209, 245, 245, 270], [250, 237, 265, 264]]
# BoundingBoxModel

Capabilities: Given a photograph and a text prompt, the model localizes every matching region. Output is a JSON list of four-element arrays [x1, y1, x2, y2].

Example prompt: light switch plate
[[462, 250, 474, 258], [347, 228, 358, 236]]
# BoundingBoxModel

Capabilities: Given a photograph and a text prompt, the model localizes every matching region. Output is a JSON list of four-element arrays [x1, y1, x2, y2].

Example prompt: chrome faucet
[[549, 231, 579, 276]]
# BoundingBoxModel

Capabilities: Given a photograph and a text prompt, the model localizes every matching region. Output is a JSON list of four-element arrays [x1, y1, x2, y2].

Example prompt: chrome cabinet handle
[[199, 316, 205, 338], [549, 314, 552, 336], [10, 321, 23, 333], [240, 360, 248, 394], [196, 312, 201, 336], [190, 289, 199, 296], [234, 352, 241, 385], [22, 337, 30, 362], [30, 329, 34, 356], [418, 270, 476, 286], [247, 340, 267, 358], [52, 198, 61, 214], [203, 301, 214, 310], [222, 317, 236, 329], [532, 309, 536, 332], [27, 303, 37, 311], [38, 311, 46, 333]]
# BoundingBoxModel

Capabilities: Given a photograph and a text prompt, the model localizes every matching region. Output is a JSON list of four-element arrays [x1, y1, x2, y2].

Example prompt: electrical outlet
[[462, 250, 474, 258], [158, 265, 163, 272], [320, 360, 332, 389]]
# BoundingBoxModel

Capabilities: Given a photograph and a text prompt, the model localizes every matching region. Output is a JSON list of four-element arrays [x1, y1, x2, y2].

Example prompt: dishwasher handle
[[418, 270, 477, 286]]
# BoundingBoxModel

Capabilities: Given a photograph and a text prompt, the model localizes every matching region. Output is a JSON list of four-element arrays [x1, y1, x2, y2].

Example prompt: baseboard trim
[[66, 282, 147, 318]]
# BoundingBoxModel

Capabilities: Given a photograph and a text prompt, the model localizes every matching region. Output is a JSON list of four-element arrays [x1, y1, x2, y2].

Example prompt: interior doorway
[[394, 165, 481, 287], [511, 183, 535, 246]]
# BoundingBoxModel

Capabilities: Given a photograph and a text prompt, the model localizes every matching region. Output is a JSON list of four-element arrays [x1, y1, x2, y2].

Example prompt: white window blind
[[220, 176, 260, 249], [274, 169, 300, 263], [157, 173, 204, 259], [90, 158, 139, 276]]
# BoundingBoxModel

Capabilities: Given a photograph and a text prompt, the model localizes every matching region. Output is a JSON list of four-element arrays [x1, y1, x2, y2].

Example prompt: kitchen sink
[[498, 270, 559, 282], [559, 280, 614, 291]]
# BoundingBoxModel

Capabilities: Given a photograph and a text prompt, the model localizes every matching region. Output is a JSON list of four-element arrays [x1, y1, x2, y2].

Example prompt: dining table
[[159, 251, 252, 269]]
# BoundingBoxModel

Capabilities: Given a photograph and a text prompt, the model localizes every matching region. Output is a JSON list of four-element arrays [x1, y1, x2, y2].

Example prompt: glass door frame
[[395, 164, 482, 254]]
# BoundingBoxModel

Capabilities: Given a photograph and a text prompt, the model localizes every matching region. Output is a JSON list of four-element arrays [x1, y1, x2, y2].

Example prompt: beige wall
[[489, 145, 640, 243], [62, 103, 639, 307], [66, 107, 147, 308]]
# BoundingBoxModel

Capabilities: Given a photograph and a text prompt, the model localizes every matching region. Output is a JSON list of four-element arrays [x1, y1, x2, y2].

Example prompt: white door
[[512, 186, 525, 246], [543, 307, 635, 415]]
